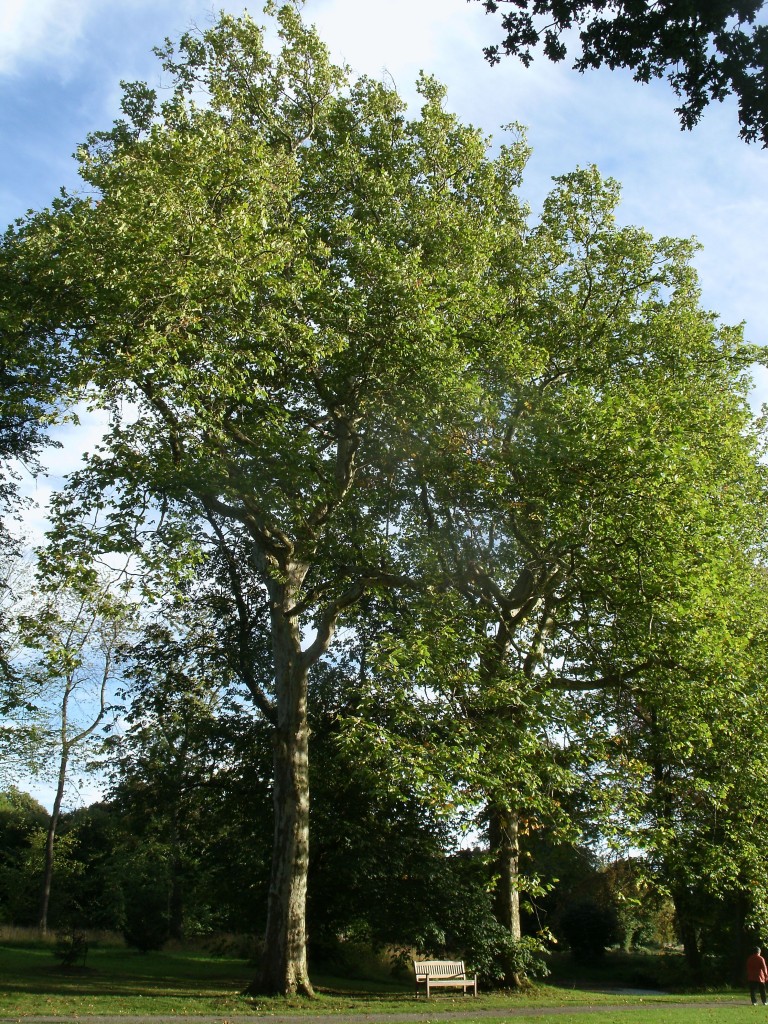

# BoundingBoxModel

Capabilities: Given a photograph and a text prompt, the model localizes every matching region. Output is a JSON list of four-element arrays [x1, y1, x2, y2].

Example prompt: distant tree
[[586, 555, 768, 981], [307, 659, 478, 962], [13, 570, 134, 933], [473, 0, 768, 144], [105, 593, 275, 941], [0, 788, 48, 925], [560, 898, 620, 962], [57, 802, 124, 931]]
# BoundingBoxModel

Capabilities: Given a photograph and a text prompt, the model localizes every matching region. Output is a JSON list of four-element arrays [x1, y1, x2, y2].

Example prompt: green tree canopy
[[331, 166, 768, 962]]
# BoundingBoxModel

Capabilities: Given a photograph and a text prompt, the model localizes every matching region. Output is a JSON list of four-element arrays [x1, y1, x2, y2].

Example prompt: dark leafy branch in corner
[[473, 0, 768, 144]]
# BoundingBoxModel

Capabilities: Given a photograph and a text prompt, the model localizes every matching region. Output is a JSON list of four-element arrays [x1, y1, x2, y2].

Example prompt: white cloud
[[0, 0, 205, 79], [305, 0, 491, 97], [0, 0, 93, 76]]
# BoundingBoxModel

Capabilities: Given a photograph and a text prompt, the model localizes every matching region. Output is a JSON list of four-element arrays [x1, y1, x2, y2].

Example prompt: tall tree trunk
[[39, 747, 69, 934], [257, 706, 312, 995], [489, 803, 523, 986], [489, 804, 522, 939], [168, 818, 185, 941], [672, 891, 702, 976], [730, 890, 751, 987], [250, 572, 314, 997]]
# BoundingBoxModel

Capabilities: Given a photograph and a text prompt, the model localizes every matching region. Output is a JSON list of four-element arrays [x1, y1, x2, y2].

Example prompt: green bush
[[52, 929, 89, 967]]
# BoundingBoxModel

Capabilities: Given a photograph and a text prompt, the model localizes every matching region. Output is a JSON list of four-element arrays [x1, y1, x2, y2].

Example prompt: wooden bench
[[413, 959, 478, 998]]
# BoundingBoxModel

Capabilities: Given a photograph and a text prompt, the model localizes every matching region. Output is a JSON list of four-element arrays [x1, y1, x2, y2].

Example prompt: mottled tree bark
[[257, 708, 312, 994], [489, 804, 522, 940], [249, 568, 314, 997], [489, 803, 524, 987]]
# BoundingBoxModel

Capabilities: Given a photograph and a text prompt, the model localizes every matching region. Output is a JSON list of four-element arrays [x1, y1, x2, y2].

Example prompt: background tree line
[[3, 541, 768, 988]]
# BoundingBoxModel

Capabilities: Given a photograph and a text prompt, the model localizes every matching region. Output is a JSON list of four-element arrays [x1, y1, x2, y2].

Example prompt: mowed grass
[[0, 942, 261, 1016], [0, 941, 750, 1019], [441, 1014, 755, 1024]]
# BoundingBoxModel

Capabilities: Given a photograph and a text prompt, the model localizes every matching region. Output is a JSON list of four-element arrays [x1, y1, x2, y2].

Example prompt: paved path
[[0, 1004, 746, 1024]]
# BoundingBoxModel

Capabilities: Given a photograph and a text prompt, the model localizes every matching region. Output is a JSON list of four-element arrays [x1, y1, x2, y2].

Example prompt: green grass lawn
[[0, 943, 264, 1016], [430, 1015, 758, 1024], [0, 942, 751, 1019]]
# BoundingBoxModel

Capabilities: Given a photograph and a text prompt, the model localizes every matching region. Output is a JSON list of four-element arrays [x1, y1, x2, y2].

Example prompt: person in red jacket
[[747, 946, 768, 1005]]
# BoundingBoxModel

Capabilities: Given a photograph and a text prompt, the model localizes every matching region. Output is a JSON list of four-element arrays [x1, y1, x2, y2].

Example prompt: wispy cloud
[[0, 0, 206, 79], [306, 0, 492, 96], [0, 0, 93, 76]]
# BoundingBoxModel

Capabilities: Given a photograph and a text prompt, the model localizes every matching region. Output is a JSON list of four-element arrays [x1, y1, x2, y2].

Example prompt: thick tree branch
[[300, 568, 420, 670]]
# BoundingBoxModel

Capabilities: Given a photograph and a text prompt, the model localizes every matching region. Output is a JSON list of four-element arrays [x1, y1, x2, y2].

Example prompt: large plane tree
[[0, 4, 531, 995]]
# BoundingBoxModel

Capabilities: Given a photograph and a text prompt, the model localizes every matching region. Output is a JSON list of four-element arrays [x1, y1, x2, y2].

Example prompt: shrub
[[53, 928, 88, 967]]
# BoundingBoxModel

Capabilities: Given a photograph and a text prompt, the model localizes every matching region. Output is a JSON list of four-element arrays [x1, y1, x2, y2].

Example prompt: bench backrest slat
[[414, 960, 466, 978]]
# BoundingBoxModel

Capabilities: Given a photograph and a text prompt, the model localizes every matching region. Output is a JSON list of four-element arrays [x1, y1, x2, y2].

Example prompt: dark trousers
[[750, 981, 767, 1005]]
